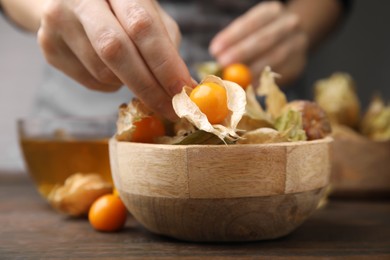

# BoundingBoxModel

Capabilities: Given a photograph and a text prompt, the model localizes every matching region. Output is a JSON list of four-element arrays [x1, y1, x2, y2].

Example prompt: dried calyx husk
[[256, 66, 287, 119], [360, 95, 390, 141], [275, 110, 307, 141], [237, 128, 287, 144], [47, 173, 112, 217], [314, 72, 361, 128], [171, 66, 329, 144], [237, 85, 274, 132], [172, 75, 246, 143], [314, 72, 390, 141], [115, 99, 153, 141], [284, 100, 332, 140]]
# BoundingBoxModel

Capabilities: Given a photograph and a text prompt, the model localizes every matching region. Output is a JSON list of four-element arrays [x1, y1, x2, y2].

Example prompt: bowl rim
[[110, 136, 333, 149]]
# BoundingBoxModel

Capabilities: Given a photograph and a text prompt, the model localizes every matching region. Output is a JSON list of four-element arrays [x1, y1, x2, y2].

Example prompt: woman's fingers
[[250, 31, 308, 86], [109, 0, 193, 96], [209, 0, 309, 87], [38, 21, 122, 92], [39, 0, 122, 91], [214, 12, 300, 66], [38, 0, 192, 120], [59, 8, 123, 86], [210, 1, 283, 57], [74, 0, 179, 120]]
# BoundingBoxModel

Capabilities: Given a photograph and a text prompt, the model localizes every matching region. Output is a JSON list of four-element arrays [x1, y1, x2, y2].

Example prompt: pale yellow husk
[[47, 173, 112, 217], [172, 75, 246, 142], [256, 66, 287, 119], [115, 99, 152, 141], [314, 72, 361, 128]]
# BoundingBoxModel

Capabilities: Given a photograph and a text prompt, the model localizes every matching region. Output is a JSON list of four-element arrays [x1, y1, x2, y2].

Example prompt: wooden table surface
[[1, 173, 389, 259]]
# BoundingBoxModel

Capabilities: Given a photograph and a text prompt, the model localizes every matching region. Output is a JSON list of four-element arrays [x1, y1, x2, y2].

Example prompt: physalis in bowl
[[115, 66, 332, 145]]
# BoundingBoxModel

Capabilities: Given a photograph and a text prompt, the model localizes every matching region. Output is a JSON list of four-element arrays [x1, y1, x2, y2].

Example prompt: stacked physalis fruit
[[314, 72, 390, 141], [116, 66, 332, 146]]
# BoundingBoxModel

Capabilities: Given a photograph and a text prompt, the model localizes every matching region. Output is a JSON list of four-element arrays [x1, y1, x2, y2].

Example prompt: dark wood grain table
[[1, 173, 389, 259]]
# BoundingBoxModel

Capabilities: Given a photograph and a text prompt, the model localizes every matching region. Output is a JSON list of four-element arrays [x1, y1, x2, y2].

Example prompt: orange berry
[[190, 82, 229, 124], [222, 63, 252, 89], [131, 115, 165, 143], [88, 194, 127, 232]]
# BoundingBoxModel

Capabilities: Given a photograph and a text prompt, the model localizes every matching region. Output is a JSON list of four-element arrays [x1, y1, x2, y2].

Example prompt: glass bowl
[[18, 117, 116, 199]]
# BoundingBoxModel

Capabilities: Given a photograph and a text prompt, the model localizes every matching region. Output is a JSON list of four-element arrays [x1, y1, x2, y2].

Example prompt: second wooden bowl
[[330, 125, 390, 198], [110, 137, 332, 242]]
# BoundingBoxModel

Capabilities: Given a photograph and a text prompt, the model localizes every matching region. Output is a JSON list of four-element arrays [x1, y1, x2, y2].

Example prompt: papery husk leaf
[[175, 130, 232, 145], [237, 128, 288, 144], [237, 115, 275, 132], [360, 95, 390, 141], [237, 85, 274, 131], [256, 66, 287, 119], [275, 110, 307, 141], [174, 118, 197, 137], [155, 135, 187, 145], [115, 99, 152, 141], [195, 61, 222, 81], [284, 100, 332, 140], [172, 75, 246, 142], [314, 72, 361, 128], [47, 173, 112, 217]]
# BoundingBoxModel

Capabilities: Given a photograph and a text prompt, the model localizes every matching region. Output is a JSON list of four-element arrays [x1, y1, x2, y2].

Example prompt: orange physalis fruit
[[222, 63, 252, 89], [88, 194, 127, 232], [189, 82, 229, 124], [131, 115, 165, 143]]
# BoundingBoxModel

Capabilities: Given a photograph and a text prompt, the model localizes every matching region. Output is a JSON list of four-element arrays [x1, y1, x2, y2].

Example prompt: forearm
[[286, 0, 344, 50], [0, 0, 45, 32]]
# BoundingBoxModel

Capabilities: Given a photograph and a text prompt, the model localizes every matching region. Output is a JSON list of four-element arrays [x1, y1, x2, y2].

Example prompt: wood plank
[[0, 174, 389, 259]]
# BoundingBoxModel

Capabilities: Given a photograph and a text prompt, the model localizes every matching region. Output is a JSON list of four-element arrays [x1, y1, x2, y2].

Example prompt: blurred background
[[0, 1, 389, 172]]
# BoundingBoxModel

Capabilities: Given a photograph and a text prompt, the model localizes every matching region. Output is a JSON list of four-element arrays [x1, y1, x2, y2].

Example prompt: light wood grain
[[113, 141, 190, 198], [110, 137, 332, 199], [3, 174, 390, 257], [110, 138, 332, 241], [285, 141, 331, 194], [330, 125, 390, 197], [121, 188, 326, 242], [186, 145, 287, 198]]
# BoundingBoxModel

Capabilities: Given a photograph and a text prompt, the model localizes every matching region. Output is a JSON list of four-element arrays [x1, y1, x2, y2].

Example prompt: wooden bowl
[[109, 137, 332, 242], [330, 126, 390, 198]]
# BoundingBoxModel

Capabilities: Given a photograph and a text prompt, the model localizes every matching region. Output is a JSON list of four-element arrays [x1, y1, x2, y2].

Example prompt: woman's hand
[[38, 0, 193, 120], [210, 1, 308, 86]]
